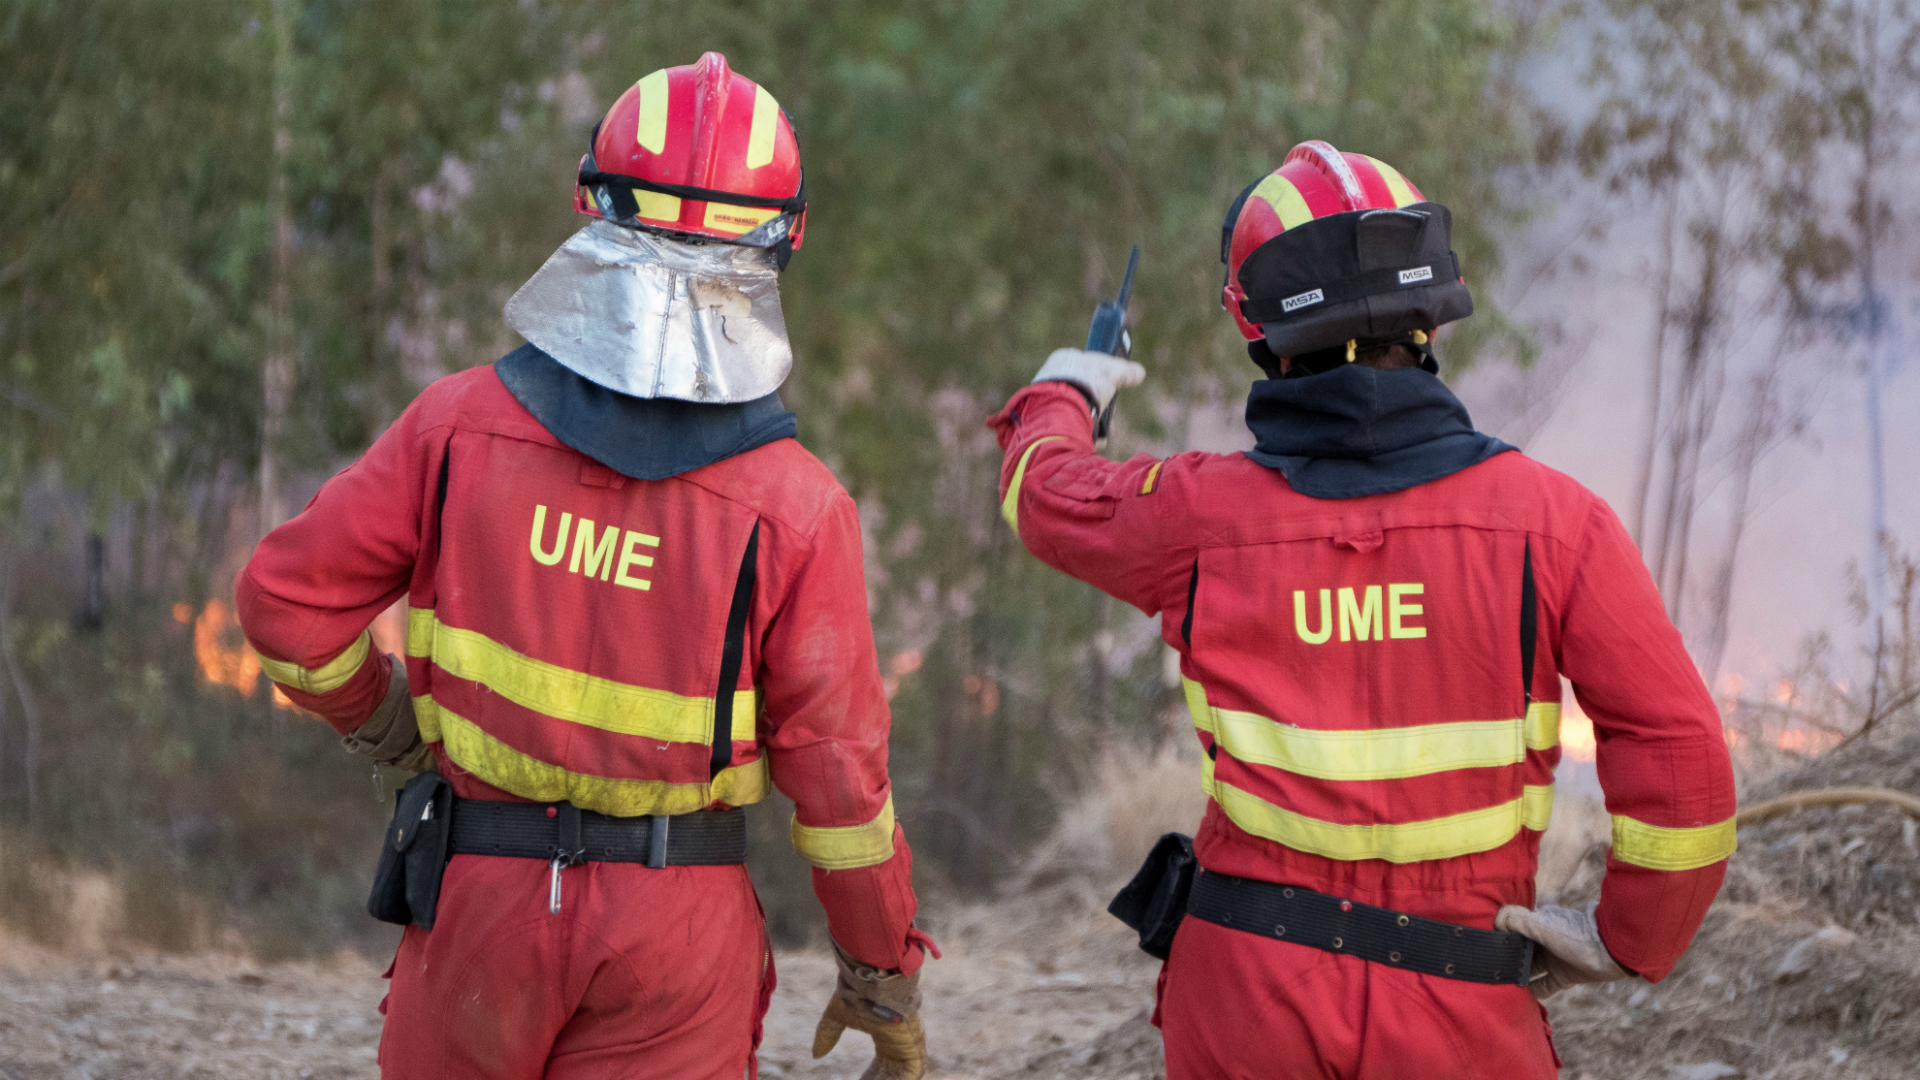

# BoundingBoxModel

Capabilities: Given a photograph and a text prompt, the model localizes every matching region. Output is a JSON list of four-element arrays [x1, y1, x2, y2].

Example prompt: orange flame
[[1560, 698, 1596, 762], [192, 600, 260, 696]]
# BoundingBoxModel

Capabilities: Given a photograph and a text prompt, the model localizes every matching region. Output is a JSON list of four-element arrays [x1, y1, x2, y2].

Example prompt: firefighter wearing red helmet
[[237, 53, 934, 1080], [989, 141, 1736, 1079]]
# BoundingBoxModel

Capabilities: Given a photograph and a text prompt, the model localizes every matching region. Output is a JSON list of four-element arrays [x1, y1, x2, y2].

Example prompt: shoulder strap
[[1519, 538, 1537, 709], [711, 520, 761, 777]]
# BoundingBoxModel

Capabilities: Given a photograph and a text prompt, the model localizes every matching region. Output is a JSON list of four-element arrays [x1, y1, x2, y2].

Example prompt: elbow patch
[[257, 630, 372, 695], [1611, 814, 1737, 871], [792, 796, 897, 870]]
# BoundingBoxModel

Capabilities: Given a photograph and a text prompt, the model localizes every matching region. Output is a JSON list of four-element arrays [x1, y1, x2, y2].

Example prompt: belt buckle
[[546, 804, 587, 915]]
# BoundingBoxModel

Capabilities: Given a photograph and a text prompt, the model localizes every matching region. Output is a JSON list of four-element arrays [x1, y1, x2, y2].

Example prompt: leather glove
[[812, 940, 927, 1080], [1031, 348, 1147, 416], [1496, 901, 1631, 1002], [340, 660, 435, 773]]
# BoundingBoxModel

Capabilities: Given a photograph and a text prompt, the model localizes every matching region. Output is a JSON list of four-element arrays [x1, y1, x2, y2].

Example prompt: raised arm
[[987, 373, 1170, 615]]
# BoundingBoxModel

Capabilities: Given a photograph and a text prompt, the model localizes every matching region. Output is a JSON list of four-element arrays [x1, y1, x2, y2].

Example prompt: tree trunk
[[260, 0, 297, 537]]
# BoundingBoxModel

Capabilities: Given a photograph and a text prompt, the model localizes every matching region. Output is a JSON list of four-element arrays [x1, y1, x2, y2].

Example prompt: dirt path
[[0, 902, 1162, 1080]]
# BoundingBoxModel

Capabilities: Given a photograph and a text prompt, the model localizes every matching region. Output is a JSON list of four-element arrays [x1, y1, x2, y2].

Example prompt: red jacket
[[238, 365, 925, 972], [991, 381, 1735, 981]]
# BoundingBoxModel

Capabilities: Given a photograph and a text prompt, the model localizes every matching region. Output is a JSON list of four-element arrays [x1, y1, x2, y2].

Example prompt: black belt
[[1186, 870, 1534, 986], [448, 798, 747, 868]]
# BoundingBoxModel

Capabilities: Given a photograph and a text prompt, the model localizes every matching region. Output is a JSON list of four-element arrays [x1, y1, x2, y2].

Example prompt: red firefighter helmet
[[1221, 141, 1470, 363], [574, 52, 807, 266]]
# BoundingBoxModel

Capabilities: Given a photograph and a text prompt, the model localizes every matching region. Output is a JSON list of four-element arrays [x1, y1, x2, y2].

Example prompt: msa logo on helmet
[[1280, 289, 1324, 313], [1398, 266, 1435, 285]]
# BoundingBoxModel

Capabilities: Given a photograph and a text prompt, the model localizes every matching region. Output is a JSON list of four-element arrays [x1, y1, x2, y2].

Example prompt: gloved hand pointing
[[812, 941, 928, 1080], [1496, 901, 1631, 1002], [1031, 348, 1146, 416]]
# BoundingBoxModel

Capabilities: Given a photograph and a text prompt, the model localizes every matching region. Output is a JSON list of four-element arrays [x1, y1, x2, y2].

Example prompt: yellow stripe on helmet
[[746, 84, 779, 169], [634, 69, 670, 155], [1367, 157, 1420, 208], [1250, 174, 1315, 231]]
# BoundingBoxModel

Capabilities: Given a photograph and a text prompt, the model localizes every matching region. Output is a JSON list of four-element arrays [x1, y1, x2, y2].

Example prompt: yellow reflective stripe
[[1186, 679, 1561, 781], [702, 201, 778, 235], [415, 694, 768, 817], [1368, 156, 1420, 208], [421, 615, 756, 744], [634, 69, 670, 155], [746, 84, 778, 168], [407, 606, 433, 657], [1251, 174, 1314, 230], [1201, 759, 1556, 863], [409, 609, 756, 743], [1611, 815, 1737, 871], [1525, 702, 1561, 751], [791, 796, 897, 870], [636, 190, 683, 223], [1139, 459, 1165, 496], [258, 630, 372, 695], [1000, 436, 1064, 531], [1523, 782, 1554, 832]]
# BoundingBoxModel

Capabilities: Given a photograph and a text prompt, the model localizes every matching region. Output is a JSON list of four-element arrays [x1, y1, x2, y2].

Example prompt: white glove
[[1031, 348, 1146, 415], [1495, 901, 1631, 1002]]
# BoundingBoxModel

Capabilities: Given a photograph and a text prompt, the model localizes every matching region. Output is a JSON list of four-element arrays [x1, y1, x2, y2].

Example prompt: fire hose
[[1735, 786, 1920, 826]]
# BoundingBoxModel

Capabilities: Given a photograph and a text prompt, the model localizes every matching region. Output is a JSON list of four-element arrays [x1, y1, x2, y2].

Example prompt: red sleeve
[[235, 400, 440, 735], [758, 493, 926, 974], [986, 382, 1169, 614], [1555, 499, 1736, 982]]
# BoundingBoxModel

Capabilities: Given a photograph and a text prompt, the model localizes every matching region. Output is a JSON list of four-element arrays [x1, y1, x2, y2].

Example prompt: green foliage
[[0, 0, 1543, 947]]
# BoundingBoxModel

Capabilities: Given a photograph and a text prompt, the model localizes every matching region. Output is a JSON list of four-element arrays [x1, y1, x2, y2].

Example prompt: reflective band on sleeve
[[257, 630, 372, 695], [1611, 814, 1737, 871], [1201, 756, 1556, 863], [1186, 678, 1561, 782], [420, 695, 769, 817], [791, 796, 898, 870], [420, 613, 758, 745], [1000, 436, 1065, 532]]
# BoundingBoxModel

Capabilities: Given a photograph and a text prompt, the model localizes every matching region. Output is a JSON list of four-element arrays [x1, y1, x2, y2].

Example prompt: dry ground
[[6, 735, 1920, 1079]]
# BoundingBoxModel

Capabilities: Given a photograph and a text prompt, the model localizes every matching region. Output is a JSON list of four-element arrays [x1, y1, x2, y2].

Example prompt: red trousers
[[1157, 916, 1558, 1080], [378, 857, 773, 1079]]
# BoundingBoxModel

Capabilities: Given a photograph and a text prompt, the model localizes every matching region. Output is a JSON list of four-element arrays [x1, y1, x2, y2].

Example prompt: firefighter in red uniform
[[990, 142, 1737, 1079], [238, 54, 934, 1080]]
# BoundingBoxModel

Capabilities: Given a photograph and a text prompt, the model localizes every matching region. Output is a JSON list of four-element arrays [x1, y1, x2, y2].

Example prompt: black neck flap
[[495, 344, 796, 482], [1242, 364, 1514, 498]]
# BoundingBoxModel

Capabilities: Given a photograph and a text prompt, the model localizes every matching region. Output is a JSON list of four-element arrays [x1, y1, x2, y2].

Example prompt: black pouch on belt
[[1108, 832, 1197, 960], [367, 771, 454, 929]]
